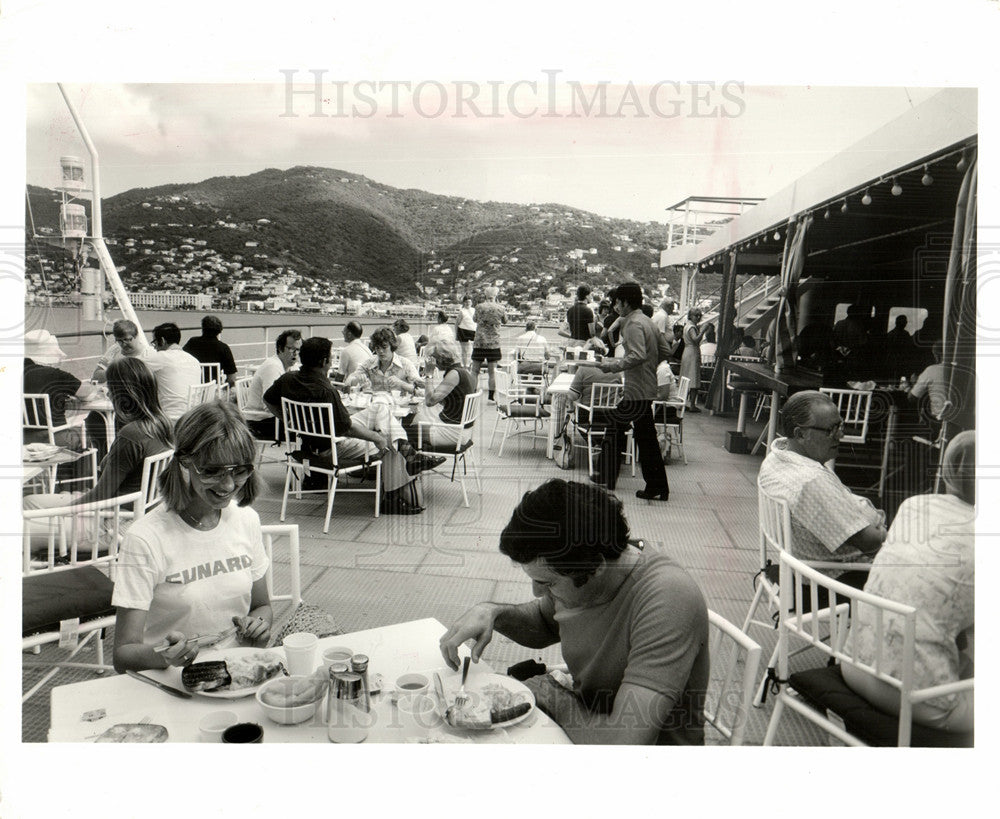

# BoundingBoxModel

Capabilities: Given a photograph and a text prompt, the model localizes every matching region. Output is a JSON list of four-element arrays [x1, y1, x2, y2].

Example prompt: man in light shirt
[[757, 390, 886, 589], [144, 322, 202, 423], [514, 321, 549, 375], [337, 321, 370, 380], [91, 319, 150, 382], [651, 298, 676, 336], [245, 329, 302, 439]]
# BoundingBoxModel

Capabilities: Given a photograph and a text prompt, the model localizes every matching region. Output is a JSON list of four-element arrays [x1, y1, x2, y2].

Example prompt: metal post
[[57, 84, 142, 334]]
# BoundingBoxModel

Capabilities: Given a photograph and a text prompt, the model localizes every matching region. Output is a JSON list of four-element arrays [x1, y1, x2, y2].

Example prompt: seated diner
[[112, 401, 272, 672]]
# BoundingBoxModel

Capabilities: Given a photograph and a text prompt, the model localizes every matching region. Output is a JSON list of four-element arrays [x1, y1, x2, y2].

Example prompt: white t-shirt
[[112, 503, 269, 646], [656, 361, 677, 400], [144, 347, 202, 421], [249, 355, 285, 412]]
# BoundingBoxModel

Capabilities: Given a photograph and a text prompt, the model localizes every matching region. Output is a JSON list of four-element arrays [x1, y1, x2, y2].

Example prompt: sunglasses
[[186, 461, 255, 481]]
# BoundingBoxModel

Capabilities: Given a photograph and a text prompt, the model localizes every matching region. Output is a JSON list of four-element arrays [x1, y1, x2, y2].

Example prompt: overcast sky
[[26, 83, 940, 224]]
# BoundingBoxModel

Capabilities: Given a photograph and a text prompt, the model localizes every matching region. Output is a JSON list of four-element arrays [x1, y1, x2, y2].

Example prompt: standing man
[[245, 329, 302, 438], [651, 298, 676, 337], [456, 295, 477, 368], [91, 319, 150, 382], [183, 315, 239, 388], [565, 285, 594, 342], [593, 282, 670, 501], [337, 321, 370, 380], [470, 286, 506, 402], [144, 322, 202, 423]]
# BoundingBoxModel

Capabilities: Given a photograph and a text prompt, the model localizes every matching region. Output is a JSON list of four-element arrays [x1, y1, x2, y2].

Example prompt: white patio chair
[[280, 397, 382, 532], [745, 482, 861, 706], [572, 382, 624, 478], [23, 393, 97, 492], [200, 362, 228, 400], [705, 609, 763, 746], [235, 376, 280, 462], [489, 369, 550, 456], [136, 449, 174, 517], [22, 491, 142, 704], [820, 387, 872, 445], [186, 380, 218, 411], [652, 375, 690, 464], [415, 391, 483, 507], [763, 550, 974, 747], [261, 523, 303, 619]]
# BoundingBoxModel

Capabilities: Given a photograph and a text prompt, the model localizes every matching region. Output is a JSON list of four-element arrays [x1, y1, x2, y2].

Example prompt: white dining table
[[48, 618, 572, 744]]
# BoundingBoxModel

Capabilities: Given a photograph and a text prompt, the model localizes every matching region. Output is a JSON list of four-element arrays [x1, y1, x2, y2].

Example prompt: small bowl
[[256, 676, 325, 725]]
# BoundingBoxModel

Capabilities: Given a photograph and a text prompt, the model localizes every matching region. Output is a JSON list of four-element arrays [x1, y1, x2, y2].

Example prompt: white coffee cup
[[396, 694, 438, 739], [394, 672, 429, 704], [282, 632, 319, 677], [321, 645, 355, 672], [198, 710, 239, 742]]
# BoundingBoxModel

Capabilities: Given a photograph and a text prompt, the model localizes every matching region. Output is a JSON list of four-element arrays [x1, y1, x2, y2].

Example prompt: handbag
[[554, 416, 575, 470]]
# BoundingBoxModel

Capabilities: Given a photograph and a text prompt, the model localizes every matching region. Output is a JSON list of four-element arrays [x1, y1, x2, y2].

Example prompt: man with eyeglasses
[[91, 319, 150, 383], [758, 390, 887, 587], [245, 329, 302, 440]]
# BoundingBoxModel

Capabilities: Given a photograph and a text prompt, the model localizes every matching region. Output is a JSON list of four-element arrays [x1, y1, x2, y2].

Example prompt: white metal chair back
[[22, 491, 142, 577], [763, 550, 973, 747], [674, 376, 691, 405], [22, 491, 143, 703], [201, 362, 222, 385], [589, 382, 624, 412], [705, 609, 763, 746], [23, 393, 84, 446], [261, 523, 303, 612], [186, 380, 218, 410], [493, 367, 514, 413], [138, 449, 174, 517], [279, 397, 381, 528], [234, 376, 254, 412], [820, 387, 872, 444]]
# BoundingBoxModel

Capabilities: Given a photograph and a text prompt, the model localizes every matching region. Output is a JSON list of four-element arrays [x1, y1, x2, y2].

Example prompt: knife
[[126, 670, 193, 699]]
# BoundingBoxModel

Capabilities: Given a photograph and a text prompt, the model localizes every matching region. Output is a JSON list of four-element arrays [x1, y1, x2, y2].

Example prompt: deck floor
[[23, 403, 833, 745]]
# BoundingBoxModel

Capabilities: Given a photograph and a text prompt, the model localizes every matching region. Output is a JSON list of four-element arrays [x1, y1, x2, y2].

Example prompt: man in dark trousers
[[593, 282, 670, 501]]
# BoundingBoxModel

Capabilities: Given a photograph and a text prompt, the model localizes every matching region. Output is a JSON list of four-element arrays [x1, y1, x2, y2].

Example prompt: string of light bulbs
[[692, 141, 974, 270]]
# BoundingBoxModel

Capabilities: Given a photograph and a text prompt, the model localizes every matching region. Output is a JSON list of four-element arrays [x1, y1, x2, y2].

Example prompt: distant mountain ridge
[[26, 166, 676, 300]]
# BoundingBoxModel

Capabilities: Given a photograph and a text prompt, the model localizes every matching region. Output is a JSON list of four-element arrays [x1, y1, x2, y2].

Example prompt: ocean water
[[23, 305, 557, 381]]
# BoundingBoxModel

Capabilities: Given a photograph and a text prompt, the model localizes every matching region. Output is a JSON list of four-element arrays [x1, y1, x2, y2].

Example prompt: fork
[[454, 656, 471, 708]]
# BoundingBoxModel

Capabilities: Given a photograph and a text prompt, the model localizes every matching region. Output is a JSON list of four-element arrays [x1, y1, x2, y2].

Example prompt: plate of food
[[440, 672, 535, 731], [180, 648, 286, 699]]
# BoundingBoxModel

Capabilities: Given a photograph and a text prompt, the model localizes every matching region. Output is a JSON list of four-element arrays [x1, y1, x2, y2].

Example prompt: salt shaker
[[350, 654, 371, 713]]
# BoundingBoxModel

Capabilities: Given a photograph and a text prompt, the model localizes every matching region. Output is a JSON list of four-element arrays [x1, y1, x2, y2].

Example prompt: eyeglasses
[[799, 422, 844, 438], [187, 462, 255, 481]]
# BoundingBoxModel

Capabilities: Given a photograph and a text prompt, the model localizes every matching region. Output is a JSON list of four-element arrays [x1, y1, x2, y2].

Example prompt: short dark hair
[[300, 336, 332, 369], [895, 315, 908, 329], [499, 479, 630, 585], [393, 318, 410, 333], [640, 303, 654, 318], [275, 329, 302, 354], [436, 310, 449, 324], [369, 327, 397, 351], [616, 282, 643, 310], [525, 320, 536, 331], [576, 285, 591, 301], [201, 315, 223, 337], [153, 322, 181, 347], [344, 321, 363, 340]]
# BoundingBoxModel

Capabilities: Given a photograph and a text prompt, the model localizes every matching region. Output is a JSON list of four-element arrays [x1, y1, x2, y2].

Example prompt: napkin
[[23, 443, 62, 461]]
